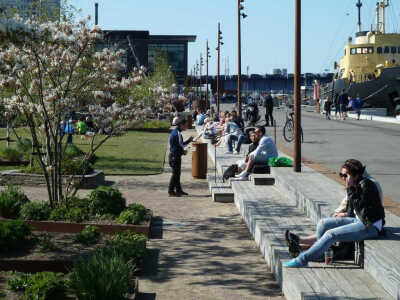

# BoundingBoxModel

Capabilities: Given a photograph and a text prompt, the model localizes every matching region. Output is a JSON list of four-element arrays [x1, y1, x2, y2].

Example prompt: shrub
[[38, 233, 57, 252], [89, 186, 126, 216], [0, 147, 24, 162], [7, 273, 31, 292], [104, 231, 147, 263], [0, 185, 30, 219], [24, 272, 66, 300], [49, 206, 89, 223], [69, 252, 134, 300], [0, 220, 32, 251], [20, 202, 51, 221], [16, 138, 32, 154], [62, 158, 93, 175], [74, 225, 101, 245], [64, 144, 85, 159]]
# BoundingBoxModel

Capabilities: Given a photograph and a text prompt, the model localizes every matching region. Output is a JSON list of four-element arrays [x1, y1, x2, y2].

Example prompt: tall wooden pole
[[200, 53, 203, 110], [294, 0, 302, 172], [237, 0, 242, 116], [206, 40, 209, 109], [217, 23, 221, 114]]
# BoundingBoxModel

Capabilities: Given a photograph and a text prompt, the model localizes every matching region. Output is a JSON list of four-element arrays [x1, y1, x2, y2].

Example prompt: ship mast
[[381, 0, 389, 34], [356, 0, 362, 32]]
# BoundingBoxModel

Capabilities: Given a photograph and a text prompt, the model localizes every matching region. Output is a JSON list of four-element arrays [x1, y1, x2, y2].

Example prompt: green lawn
[[0, 128, 169, 175]]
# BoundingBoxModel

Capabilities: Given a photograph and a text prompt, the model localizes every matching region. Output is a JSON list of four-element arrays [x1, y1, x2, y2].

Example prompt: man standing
[[338, 89, 348, 120], [168, 118, 193, 197], [264, 92, 274, 127], [236, 126, 278, 180]]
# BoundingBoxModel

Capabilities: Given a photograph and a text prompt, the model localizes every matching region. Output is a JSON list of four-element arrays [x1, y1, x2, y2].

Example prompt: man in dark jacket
[[168, 118, 193, 197], [264, 92, 274, 127]]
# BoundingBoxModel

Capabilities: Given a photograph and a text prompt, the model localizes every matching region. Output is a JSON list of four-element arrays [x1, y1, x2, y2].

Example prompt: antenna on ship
[[356, 0, 362, 32]]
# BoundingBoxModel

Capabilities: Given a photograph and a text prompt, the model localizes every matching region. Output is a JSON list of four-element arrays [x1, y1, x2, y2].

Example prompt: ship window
[[357, 48, 362, 54], [384, 46, 390, 53], [398, 47, 400, 53], [350, 48, 356, 55], [377, 47, 383, 54], [362, 48, 368, 54], [391, 47, 397, 54]]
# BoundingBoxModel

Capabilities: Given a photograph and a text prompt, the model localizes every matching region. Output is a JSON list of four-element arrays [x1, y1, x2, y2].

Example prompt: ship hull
[[333, 67, 400, 116]]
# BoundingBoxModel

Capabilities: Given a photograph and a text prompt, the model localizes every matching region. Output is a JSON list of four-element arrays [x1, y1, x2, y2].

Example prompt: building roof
[[149, 35, 197, 43]]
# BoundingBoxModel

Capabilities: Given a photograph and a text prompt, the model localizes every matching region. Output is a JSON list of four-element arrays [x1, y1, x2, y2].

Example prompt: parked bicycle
[[283, 105, 304, 143]]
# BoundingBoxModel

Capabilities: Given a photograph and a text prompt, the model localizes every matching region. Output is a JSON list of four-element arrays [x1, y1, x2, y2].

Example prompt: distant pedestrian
[[338, 89, 348, 120], [168, 118, 194, 197], [334, 93, 339, 119], [64, 118, 74, 144], [351, 94, 362, 120], [324, 97, 332, 120], [264, 92, 274, 127]]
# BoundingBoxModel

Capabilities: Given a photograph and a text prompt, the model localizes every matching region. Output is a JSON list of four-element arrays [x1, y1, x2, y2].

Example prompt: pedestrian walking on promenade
[[333, 93, 339, 119], [168, 118, 194, 197], [324, 97, 332, 120], [264, 92, 274, 127], [338, 89, 348, 120], [352, 94, 362, 120]]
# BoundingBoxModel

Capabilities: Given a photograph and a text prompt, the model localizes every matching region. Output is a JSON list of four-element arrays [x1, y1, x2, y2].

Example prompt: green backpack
[[268, 157, 293, 167]]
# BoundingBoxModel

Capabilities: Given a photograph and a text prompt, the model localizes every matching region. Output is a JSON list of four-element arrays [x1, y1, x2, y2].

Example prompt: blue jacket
[[169, 128, 191, 157]]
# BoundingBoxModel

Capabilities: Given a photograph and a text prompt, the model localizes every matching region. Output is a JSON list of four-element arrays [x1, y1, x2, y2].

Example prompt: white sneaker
[[234, 175, 249, 181]]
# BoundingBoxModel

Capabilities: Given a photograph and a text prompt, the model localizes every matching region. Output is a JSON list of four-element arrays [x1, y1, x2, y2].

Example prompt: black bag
[[223, 164, 238, 182]]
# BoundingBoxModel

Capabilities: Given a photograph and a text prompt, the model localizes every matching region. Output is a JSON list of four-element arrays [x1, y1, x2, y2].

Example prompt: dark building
[[99, 30, 196, 84]]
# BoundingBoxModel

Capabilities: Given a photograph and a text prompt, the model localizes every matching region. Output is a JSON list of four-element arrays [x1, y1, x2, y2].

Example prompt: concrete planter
[[0, 169, 105, 189]]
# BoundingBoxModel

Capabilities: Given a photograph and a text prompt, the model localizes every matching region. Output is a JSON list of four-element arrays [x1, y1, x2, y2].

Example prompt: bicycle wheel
[[283, 120, 294, 142]]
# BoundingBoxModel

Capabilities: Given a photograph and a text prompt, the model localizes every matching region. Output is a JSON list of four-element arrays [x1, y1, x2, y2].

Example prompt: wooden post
[[294, 0, 302, 173]]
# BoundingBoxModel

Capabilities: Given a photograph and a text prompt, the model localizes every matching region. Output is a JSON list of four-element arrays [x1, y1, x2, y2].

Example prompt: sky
[[68, 0, 400, 75]]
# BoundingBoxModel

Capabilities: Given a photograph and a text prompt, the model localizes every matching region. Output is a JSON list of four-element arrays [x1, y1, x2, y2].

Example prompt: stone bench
[[271, 165, 400, 299], [249, 174, 275, 186]]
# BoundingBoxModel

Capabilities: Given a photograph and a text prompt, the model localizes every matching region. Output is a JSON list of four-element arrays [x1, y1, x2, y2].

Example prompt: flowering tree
[[0, 16, 142, 207]]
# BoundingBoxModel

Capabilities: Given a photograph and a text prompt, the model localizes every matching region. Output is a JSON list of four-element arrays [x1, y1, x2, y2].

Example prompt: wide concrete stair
[[196, 125, 398, 299]]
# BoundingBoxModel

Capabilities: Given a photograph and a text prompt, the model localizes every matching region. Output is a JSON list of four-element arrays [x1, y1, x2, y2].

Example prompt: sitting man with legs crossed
[[236, 126, 278, 180]]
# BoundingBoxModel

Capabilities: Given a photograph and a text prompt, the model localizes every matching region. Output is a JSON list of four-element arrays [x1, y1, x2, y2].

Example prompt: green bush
[[117, 203, 147, 225], [7, 273, 31, 292], [0, 220, 32, 250], [0, 185, 30, 219], [16, 138, 32, 154], [69, 252, 134, 300], [0, 147, 24, 162], [104, 230, 147, 263], [49, 206, 89, 223], [38, 233, 57, 252], [24, 158, 93, 175], [20, 202, 51, 221], [64, 144, 85, 159], [23, 272, 66, 300], [89, 186, 126, 216], [74, 225, 101, 245]]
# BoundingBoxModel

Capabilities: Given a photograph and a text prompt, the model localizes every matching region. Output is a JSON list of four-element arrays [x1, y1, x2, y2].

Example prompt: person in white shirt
[[236, 126, 278, 180]]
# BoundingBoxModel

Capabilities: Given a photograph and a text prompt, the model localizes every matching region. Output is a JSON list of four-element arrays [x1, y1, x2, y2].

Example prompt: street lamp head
[[240, 5, 244, 10], [240, 0, 245, 2], [241, 13, 248, 18], [220, 41, 224, 45]]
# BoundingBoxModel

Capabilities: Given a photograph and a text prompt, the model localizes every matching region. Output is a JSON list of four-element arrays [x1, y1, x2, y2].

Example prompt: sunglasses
[[339, 173, 348, 179]]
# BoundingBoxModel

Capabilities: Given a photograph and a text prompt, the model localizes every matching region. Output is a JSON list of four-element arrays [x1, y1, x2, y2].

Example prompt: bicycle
[[283, 106, 304, 143]]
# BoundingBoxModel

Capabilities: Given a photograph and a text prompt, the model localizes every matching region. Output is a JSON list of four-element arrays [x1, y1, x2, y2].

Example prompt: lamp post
[[195, 61, 199, 101], [237, 0, 247, 117], [200, 53, 204, 111], [206, 40, 211, 110], [294, 0, 302, 172], [216, 22, 223, 114]]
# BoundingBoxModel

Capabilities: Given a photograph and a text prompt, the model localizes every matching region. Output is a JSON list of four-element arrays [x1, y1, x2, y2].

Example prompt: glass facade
[[148, 43, 185, 74], [0, 0, 60, 20]]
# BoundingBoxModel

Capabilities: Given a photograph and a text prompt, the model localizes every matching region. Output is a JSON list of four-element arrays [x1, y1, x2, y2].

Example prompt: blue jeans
[[297, 217, 379, 264], [227, 134, 245, 152]]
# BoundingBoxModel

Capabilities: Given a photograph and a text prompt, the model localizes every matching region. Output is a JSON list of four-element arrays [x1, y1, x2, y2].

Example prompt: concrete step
[[271, 165, 400, 299], [249, 174, 275, 186], [230, 180, 393, 300]]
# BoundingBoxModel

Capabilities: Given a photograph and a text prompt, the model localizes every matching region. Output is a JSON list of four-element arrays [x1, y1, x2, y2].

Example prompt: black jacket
[[347, 177, 385, 227]]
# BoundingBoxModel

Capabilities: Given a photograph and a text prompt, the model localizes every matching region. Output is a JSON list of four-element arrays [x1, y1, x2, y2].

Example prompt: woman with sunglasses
[[284, 159, 385, 268]]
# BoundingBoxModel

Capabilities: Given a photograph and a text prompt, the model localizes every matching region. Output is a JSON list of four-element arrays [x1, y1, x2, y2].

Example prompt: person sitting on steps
[[284, 159, 385, 268], [236, 130, 259, 174], [235, 126, 278, 181]]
